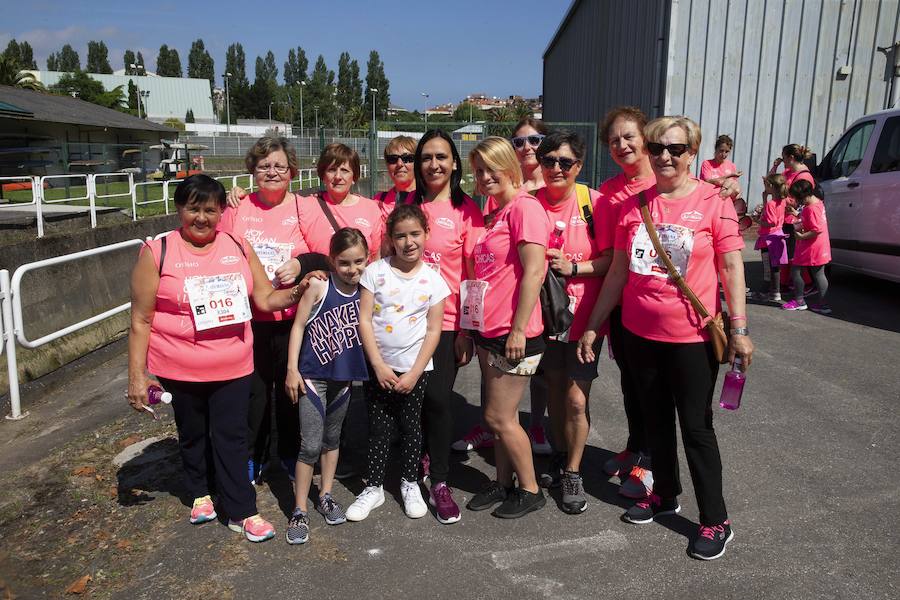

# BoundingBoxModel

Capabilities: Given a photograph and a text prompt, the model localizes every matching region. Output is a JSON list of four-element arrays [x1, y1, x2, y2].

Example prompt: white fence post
[[88, 174, 97, 229], [35, 178, 45, 238], [1, 270, 25, 420]]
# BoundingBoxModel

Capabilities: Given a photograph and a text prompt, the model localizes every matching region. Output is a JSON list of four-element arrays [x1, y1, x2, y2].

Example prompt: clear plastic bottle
[[719, 357, 745, 411], [549, 220, 566, 250], [147, 385, 172, 405]]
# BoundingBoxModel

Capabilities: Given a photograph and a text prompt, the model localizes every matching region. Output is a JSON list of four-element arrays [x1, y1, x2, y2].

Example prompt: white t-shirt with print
[[359, 258, 451, 373]]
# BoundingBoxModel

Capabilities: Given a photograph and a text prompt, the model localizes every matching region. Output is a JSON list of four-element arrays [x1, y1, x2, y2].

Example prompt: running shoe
[[603, 449, 638, 477], [539, 452, 567, 489], [228, 514, 275, 542], [429, 482, 461, 524], [345, 485, 385, 522], [561, 471, 587, 514], [189, 495, 216, 524], [467, 480, 509, 511], [809, 303, 832, 315], [451, 424, 494, 452], [316, 493, 347, 525], [492, 488, 546, 519], [690, 520, 734, 560], [621, 494, 681, 524], [781, 299, 808, 311], [285, 509, 310, 545], [529, 425, 552, 455], [420, 453, 431, 482], [619, 465, 653, 499], [400, 479, 428, 519]]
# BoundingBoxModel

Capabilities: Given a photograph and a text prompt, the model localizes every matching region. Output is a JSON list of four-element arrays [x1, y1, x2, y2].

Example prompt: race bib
[[630, 222, 694, 279], [459, 279, 489, 332], [185, 273, 252, 331], [252, 242, 293, 283]]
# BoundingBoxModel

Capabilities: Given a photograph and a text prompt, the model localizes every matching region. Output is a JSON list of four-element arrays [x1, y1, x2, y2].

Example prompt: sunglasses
[[511, 135, 545, 150], [385, 153, 415, 165], [646, 142, 690, 157], [539, 155, 580, 172]]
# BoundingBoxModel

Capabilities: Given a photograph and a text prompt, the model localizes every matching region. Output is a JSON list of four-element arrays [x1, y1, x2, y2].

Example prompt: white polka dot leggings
[[365, 372, 430, 487]]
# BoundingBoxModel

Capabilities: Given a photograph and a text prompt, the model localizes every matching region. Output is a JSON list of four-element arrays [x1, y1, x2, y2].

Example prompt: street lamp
[[370, 88, 378, 126], [268, 101, 274, 126], [224, 72, 232, 135], [422, 92, 429, 125], [314, 106, 319, 130], [299, 80, 306, 138]]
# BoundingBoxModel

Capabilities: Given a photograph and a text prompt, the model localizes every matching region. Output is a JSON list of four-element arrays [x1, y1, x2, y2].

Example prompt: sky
[[4, 0, 572, 109]]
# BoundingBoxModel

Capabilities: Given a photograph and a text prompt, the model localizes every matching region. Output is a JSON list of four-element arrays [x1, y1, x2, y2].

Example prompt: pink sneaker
[[451, 424, 494, 451], [782, 299, 808, 311], [429, 481, 461, 524], [189, 495, 216, 524], [228, 514, 275, 542]]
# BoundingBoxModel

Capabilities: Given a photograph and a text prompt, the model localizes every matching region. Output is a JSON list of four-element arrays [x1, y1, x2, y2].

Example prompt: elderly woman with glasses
[[578, 116, 753, 561]]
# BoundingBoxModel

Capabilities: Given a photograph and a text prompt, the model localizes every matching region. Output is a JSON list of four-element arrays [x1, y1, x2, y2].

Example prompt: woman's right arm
[[127, 248, 161, 412], [577, 249, 629, 363]]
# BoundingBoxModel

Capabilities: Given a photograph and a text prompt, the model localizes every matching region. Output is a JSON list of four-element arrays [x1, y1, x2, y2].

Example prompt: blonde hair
[[468, 137, 523, 188], [643, 116, 702, 154], [764, 173, 788, 198], [384, 135, 417, 159]]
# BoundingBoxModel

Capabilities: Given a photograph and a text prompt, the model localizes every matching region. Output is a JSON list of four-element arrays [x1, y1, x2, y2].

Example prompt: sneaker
[[451, 424, 494, 452], [467, 480, 509, 511], [189, 495, 217, 524], [285, 509, 310, 545], [429, 482, 461, 524], [420, 453, 431, 482], [529, 425, 552, 455], [560, 471, 587, 514], [809, 303, 832, 315], [539, 452, 567, 489], [621, 493, 681, 524], [400, 479, 428, 519], [690, 520, 734, 560], [619, 465, 653, 499], [345, 485, 385, 522], [316, 493, 347, 525], [228, 514, 276, 542], [492, 488, 546, 519], [603, 449, 638, 477], [768, 292, 783, 303], [781, 299, 807, 311]]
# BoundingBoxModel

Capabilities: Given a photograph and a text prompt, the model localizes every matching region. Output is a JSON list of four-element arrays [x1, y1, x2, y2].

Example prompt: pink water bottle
[[549, 220, 566, 250], [148, 385, 173, 405], [719, 357, 745, 411]]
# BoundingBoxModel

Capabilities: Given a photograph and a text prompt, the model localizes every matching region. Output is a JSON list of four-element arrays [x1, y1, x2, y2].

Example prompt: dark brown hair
[[329, 227, 368, 258], [715, 134, 734, 150], [317, 143, 361, 181], [513, 117, 548, 136], [783, 143, 813, 162], [600, 106, 648, 146], [386, 203, 429, 237]]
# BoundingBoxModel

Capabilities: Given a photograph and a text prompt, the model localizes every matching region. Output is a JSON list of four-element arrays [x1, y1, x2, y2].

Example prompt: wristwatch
[[571, 262, 578, 276], [730, 327, 749, 336]]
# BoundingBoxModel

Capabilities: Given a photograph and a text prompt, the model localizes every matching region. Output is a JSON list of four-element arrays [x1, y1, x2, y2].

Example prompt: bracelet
[[571, 262, 578, 276], [729, 315, 746, 321], [730, 327, 749, 336]]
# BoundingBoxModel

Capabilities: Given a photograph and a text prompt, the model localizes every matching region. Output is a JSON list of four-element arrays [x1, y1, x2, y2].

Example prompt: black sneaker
[[539, 452, 567, 489], [285, 509, 310, 545], [467, 481, 510, 511], [690, 520, 734, 560], [621, 493, 680, 524], [492, 488, 546, 519], [561, 471, 587, 514]]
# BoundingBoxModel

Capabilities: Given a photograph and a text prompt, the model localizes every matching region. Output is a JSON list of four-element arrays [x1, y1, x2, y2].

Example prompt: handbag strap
[[317, 192, 342, 232], [638, 191, 713, 322]]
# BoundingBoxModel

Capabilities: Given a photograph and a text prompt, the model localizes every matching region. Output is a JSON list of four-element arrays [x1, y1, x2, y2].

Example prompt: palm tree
[[0, 54, 45, 91]]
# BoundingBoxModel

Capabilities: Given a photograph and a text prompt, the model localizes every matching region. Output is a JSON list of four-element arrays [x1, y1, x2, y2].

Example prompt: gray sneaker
[[561, 471, 587, 514], [286, 509, 310, 544], [317, 493, 347, 525]]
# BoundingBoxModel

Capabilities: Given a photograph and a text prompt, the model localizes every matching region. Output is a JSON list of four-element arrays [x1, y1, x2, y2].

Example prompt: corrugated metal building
[[543, 0, 900, 204]]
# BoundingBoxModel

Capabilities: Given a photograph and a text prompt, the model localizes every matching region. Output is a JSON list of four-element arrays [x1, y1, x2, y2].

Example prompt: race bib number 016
[[630, 223, 694, 279], [185, 273, 252, 331], [459, 279, 489, 332]]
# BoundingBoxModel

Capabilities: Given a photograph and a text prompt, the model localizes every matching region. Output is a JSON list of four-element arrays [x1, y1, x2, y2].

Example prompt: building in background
[[542, 0, 900, 204]]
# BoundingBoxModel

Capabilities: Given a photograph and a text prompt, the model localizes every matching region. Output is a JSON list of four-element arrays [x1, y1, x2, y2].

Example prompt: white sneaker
[[400, 479, 428, 519], [345, 485, 385, 522]]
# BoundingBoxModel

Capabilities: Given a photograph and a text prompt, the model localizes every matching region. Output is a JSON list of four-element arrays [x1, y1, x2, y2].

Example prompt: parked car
[[816, 107, 900, 283]]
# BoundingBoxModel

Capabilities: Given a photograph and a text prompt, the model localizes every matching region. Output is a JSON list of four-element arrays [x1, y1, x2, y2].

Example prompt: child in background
[[783, 179, 832, 313], [347, 203, 450, 522], [283, 228, 370, 545], [751, 174, 789, 302]]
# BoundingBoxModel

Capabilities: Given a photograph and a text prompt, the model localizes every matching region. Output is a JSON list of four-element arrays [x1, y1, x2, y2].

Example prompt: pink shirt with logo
[[782, 169, 815, 225], [757, 198, 786, 237], [218, 192, 308, 321], [700, 159, 738, 181], [536, 186, 606, 339], [144, 231, 254, 382], [474, 189, 552, 339], [793, 201, 831, 266], [614, 180, 745, 343], [596, 172, 656, 253], [297, 193, 384, 262]]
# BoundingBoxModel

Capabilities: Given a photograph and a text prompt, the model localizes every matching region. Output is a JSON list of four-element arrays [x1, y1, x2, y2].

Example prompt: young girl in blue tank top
[[284, 228, 370, 545]]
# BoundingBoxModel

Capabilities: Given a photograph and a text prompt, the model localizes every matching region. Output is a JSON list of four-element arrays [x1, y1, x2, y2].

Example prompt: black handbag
[[540, 269, 574, 337]]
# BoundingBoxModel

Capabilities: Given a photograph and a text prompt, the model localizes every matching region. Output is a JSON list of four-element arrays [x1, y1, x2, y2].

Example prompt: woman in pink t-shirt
[[783, 179, 832, 314], [465, 137, 552, 519], [374, 135, 417, 221], [700, 134, 745, 216], [578, 116, 754, 561], [128, 175, 309, 543]]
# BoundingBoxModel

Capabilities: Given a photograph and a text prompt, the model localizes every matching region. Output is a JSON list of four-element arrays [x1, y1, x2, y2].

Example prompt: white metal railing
[[132, 180, 167, 220], [1, 270, 24, 419]]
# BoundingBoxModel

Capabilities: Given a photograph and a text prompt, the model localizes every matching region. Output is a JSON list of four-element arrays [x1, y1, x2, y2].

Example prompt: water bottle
[[549, 220, 566, 251], [719, 357, 745, 411], [147, 385, 172, 405]]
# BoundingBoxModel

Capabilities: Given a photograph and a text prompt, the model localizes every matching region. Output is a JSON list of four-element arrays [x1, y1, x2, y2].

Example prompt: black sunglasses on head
[[539, 155, 580, 172], [385, 153, 415, 165], [646, 142, 690, 157], [511, 134, 545, 150]]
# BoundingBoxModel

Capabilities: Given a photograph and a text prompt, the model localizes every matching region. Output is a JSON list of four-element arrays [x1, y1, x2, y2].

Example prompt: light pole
[[370, 88, 378, 126], [314, 106, 319, 130], [268, 101, 274, 126], [299, 80, 306, 137], [422, 92, 429, 126], [224, 72, 232, 135]]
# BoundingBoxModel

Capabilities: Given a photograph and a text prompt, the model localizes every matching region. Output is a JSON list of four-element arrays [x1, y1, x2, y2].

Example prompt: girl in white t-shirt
[[346, 203, 450, 522]]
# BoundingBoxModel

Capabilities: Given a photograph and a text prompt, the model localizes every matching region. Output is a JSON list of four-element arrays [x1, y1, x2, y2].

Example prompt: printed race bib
[[252, 242, 293, 283], [630, 222, 694, 279], [185, 273, 252, 331], [459, 279, 489, 332]]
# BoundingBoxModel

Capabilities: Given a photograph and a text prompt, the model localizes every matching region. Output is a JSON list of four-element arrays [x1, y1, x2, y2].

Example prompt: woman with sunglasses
[[578, 116, 753, 561], [375, 135, 418, 218]]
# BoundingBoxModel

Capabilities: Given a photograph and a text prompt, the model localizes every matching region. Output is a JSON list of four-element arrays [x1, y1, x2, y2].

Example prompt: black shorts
[[538, 339, 601, 382]]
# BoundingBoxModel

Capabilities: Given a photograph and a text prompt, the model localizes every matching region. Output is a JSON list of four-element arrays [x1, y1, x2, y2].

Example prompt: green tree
[[306, 54, 335, 129], [364, 50, 389, 120], [453, 101, 486, 123], [187, 39, 215, 88], [3, 40, 37, 70], [0, 54, 44, 90], [185, 109, 195, 123], [156, 45, 182, 77], [123, 50, 136, 74], [46, 53, 57, 71], [136, 51, 145, 70], [510, 100, 533, 121], [127, 79, 138, 114], [86, 40, 112, 73], [50, 71, 125, 110], [48, 44, 80, 71], [489, 106, 513, 122], [283, 47, 308, 86], [224, 43, 251, 120], [163, 117, 185, 131]]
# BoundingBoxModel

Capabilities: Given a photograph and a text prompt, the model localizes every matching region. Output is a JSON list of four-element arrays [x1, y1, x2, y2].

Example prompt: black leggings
[[608, 306, 647, 455], [159, 375, 258, 521], [247, 320, 298, 466], [792, 265, 828, 302], [422, 331, 458, 485], [622, 328, 728, 525], [366, 372, 430, 486]]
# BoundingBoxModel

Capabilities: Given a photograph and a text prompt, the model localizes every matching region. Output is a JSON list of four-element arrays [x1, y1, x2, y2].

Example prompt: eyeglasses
[[539, 155, 580, 172], [255, 164, 290, 174], [511, 134, 545, 150], [385, 153, 415, 165], [646, 142, 690, 157]]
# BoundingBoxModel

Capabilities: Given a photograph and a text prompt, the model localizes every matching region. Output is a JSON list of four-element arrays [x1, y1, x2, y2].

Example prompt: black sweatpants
[[247, 320, 299, 466], [366, 372, 430, 486], [608, 306, 647, 455], [422, 331, 458, 485], [159, 375, 257, 521], [622, 328, 728, 525]]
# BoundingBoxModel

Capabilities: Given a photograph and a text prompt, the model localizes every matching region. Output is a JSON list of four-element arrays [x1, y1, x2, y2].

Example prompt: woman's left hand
[[274, 259, 302, 287], [505, 330, 526, 362], [547, 248, 573, 276], [729, 334, 754, 370]]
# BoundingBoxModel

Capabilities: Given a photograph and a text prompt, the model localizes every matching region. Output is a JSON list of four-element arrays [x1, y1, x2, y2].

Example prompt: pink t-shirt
[[218, 192, 309, 321], [757, 198, 786, 237], [473, 189, 552, 338], [536, 186, 606, 339], [297, 193, 384, 262], [782, 169, 815, 225], [596, 172, 656, 253], [145, 231, 254, 382], [793, 201, 831, 266], [614, 180, 745, 343], [483, 184, 543, 221], [700, 159, 738, 181], [407, 195, 484, 331]]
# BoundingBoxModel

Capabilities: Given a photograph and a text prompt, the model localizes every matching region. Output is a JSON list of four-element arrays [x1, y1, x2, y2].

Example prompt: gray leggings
[[791, 265, 828, 302], [297, 379, 352, 465]]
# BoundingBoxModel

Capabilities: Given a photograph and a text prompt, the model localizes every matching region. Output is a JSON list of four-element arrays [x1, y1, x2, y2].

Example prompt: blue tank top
[[298, 276, 369, 382]]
